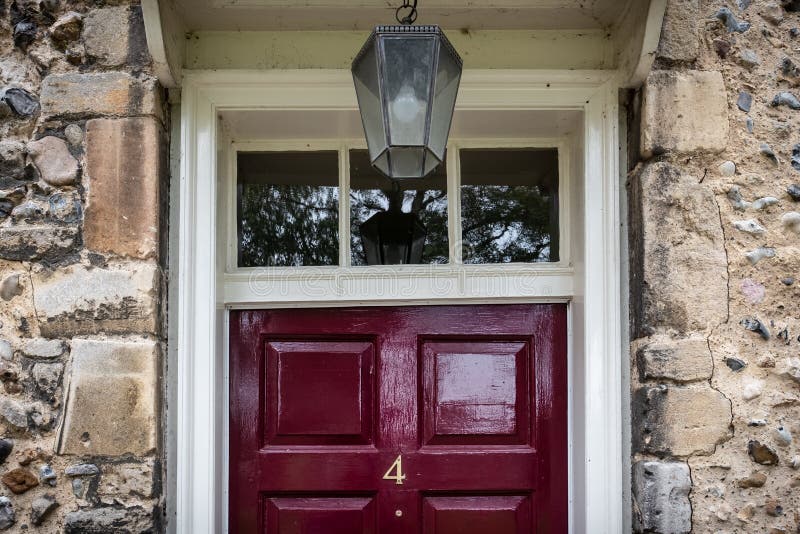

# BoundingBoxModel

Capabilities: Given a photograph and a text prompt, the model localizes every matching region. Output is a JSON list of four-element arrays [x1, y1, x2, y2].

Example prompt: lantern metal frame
[[352, 24, 463, 180]]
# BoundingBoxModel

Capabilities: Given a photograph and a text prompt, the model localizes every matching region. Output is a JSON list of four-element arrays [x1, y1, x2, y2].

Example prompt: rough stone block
[[83, 7, 130, 66], [657, 0, 700, 63], [630, 162, 728, 335], [58, 338, 158, 456], [633, 385, 732, 457], [20, 338, 66, 359], [32, 262, 158, 337], [641, 71, 728, 157], [64, 506, 153, 533], [41, 73, 162, 120], [636, 334, 712, 382], [0, 225, 78, 262], [633, 461, 691, 533], [85, 117, 163, 259]]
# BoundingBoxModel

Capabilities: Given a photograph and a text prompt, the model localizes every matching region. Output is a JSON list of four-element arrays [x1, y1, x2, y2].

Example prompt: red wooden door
[[230, 305, 567, 533]]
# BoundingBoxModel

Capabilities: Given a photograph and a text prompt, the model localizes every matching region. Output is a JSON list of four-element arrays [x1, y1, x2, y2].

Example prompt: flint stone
[[748, 440, 779, 464], [49, 11, 82, 46], [782, 212, 800, 233], [21, 338, 65, 359], [32, 362, 62, 396], [734, 219, 766, 235], [789, 184, 800, 200], [633, 385, 732, 456], [13, 21, 37, 51], [715, 7, 751, 32], [0, 341, 10, 361], [0, 88, 39, 117], [0, 275, 22, 301], [772, 92, 800, 109], [65, 463, 99, 477], [32, 262, 158, 337], [636, 335, 712, 382], [30, 495, 57, 525], [41, 72, 162, 120], [0, 142, 26, 182], [64, 506, 153, 533], [58, 338, 157, 456], [746, 247, 775, 265], [26, 136, 79, 186], [64, 124, 83, 146], [738, 91, 753, 112], [630, 163, 728, 335], [0, 398, 28, 430], [0, 225, 78, 262], [0, 497, 14, 530], [2, 468, 38, 494], [641, 71, 728, 157], [0, 440, 13, 464], [632, 461, 691, 534], [39, 464, 56, 486], [738, 48, 760, 67]]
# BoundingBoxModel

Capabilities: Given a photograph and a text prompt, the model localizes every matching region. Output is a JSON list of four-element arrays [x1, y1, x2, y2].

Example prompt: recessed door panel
[[264, 496, 376, 534], [230, 305, 567, 533], [264, 340, 374, 446], [422, 495, 531, 534], [422, 341, 530, 446]]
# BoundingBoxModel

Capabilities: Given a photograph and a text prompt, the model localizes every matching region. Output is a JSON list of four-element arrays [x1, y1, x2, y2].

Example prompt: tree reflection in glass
[[349, 150, 448, 266], [237, 151, 339, 267], [460, 148, 559, 264]]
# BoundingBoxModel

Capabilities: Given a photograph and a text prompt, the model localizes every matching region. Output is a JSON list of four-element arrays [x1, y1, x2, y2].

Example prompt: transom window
[[235, 144, 561, 269]]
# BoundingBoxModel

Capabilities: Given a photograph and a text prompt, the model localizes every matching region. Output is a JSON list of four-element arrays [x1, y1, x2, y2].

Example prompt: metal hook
[[395, 0, 418, 24]]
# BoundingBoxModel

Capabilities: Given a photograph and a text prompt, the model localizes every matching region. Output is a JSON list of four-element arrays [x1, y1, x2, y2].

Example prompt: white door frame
[[173, 69, 624, 533]]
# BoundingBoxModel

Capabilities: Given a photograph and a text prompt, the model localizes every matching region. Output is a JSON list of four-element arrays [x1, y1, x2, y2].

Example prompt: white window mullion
[[338, 144, 351, 267], [446, 144, 462, 265]]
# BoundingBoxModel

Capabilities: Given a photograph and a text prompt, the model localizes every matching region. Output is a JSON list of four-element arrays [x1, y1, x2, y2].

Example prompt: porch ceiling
[[171, 0, 631, 31]]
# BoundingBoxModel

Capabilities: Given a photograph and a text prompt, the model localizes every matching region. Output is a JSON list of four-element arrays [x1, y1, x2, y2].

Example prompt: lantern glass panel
[[428, 43, 461, 161], [352, 39, 387, 162], [349, 150, 448, 265], [381, 36, 435, 147]]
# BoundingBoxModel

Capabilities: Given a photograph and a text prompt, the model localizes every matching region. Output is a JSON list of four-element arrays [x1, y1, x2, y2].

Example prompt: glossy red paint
[[230, 305, 568, 533]]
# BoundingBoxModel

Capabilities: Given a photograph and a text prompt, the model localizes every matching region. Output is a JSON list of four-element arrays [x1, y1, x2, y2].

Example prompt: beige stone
[[26, 136, 79, 186], [41, 73, 162, 120], [657, 0, 699, 63], [636, 334, 712, 382], [32, 262, 158, 337], [630, 162, 728, 335], [641, 71, 728, 157], [58, 338, 158, 456], [84, 118, 163, 259], [633, 385, 732, 457], [83, 7, 129, 67], [0, 225, 79, 262]]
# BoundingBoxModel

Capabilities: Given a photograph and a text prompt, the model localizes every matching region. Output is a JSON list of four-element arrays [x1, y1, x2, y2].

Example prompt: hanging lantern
[[351, 2, 462, 180]]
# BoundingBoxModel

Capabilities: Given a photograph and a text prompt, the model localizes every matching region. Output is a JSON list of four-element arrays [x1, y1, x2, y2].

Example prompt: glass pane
[[352, 39, 387, 162], [428, 42, 461, 161], [380, 35, 435, 146], [349, 150, 448, 265], [237, 151, 339, 267], [460, 149, 559, 264]]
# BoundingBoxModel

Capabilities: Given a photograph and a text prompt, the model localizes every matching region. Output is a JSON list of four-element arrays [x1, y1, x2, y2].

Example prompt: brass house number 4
[[382, 455, 406, 485]]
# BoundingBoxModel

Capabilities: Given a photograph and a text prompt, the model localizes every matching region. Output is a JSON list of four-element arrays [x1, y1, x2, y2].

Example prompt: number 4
[[382, 455, 406, 485]]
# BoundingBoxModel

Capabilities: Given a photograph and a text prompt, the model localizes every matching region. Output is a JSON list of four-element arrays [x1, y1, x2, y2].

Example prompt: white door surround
[[172, 69, 626, 533]]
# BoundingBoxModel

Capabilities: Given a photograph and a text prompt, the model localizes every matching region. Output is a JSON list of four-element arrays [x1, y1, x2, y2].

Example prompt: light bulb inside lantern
[[391, 85, 422, 123]]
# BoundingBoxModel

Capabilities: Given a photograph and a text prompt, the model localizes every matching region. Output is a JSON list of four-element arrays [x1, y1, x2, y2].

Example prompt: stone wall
[[631, 0, 800, 532], [0, 1, 166, 532]]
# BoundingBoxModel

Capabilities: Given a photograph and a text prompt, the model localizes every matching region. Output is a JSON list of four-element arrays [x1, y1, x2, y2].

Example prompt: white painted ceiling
[[174, 0, 631, 31]]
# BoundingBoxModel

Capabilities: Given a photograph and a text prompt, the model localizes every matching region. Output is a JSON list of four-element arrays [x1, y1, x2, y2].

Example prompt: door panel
[[422, 495, 531, 534], [230, 305, 567, 533], [264, 497, 377, 534]]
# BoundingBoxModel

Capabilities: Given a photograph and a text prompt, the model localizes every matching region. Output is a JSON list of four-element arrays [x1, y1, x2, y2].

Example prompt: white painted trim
[[174, 69, 623, 534], [223, 136, 572, 304]]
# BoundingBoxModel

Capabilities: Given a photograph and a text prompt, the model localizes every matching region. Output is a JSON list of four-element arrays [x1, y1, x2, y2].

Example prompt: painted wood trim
[[174, 69, 624, 534]]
